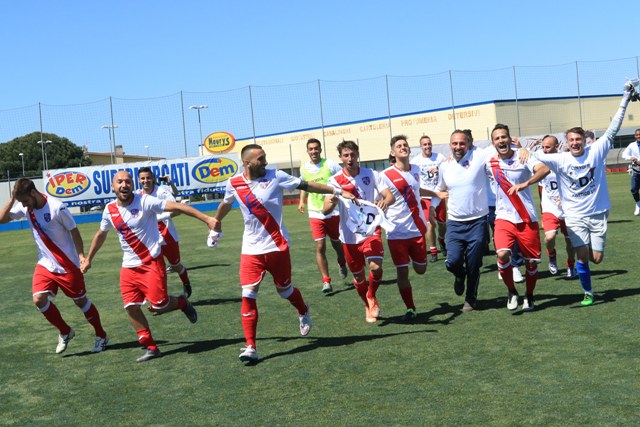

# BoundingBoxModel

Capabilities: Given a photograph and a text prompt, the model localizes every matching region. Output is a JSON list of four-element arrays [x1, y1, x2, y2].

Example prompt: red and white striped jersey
[[380, 164, 427, 240], [100, 194, 167, 268], [11, 196, 79, 273], [223, 169, 301, 255], [487, 150, 541, 224]]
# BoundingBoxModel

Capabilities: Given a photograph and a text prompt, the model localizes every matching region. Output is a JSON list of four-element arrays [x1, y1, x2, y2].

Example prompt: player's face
[[449, 133, 469, 161], [491, 128, 513, 157], [635, 130, 640, 143], [391, 139, 410, 160], [15, 190, 38, 210], [138, 172, 155, 193], [566, 132, 585, 156], [541, 137, 558, 154], [306, 142, 322, 163], [112, 171, 134, 204], [420, 138, 432, 156], [244, 148, 268, 179], [339, 148, 359, 169]]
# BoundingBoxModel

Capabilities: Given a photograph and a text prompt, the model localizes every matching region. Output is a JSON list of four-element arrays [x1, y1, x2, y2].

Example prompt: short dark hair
[[306, 138, 322, 148], [241, 144, 263, 159], [584, 130, 595, 139], [462, 129, 474, 142], [491, 124, 511, 139], [12, 178, 36, 198], [419, 135, 431, 143], [337, 140, 359, 154], [138, 166, 153, 175], [451, 129, 467, 139], [566, 127, 585, 138], [390, 134, 408, 148]]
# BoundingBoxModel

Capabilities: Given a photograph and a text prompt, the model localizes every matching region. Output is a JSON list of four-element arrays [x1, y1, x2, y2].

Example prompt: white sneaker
[[635, 205, 640, 216], [166, 265, 175, 273], [299, 306, 312, 336], [566, 266, 578, 279], [91, 335, 109, 353], [548, 261, 559, 275], [239, 345, 259, 362], [56, 328, 75, 354], [513, 268, 524, 283], [321, 282, 333, 294], [507, 292, 519, 310], [523, 295, 534, 311]]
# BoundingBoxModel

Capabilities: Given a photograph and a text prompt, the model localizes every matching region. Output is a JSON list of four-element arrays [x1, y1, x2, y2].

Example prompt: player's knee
[[413, 263, 427, 275], [496, 250, 511, 264], [33, 293, 48, 308]]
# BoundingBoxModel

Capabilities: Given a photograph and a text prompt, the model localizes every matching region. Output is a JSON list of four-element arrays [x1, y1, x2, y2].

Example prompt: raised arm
[[0, 195, 16, 224]]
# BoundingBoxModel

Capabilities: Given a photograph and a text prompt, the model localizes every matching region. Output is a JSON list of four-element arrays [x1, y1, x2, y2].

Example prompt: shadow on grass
[[182, 263, 231, 271], [192, 297, 242, 307], [377, 302, 463, 326], [253, 329, 436, 364], [62, 339, 169, 358], [607, 219, 633, 224]]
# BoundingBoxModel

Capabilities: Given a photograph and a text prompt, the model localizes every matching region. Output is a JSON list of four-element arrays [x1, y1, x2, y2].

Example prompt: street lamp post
[[37, 140, 53, 170], [189, 105, 208, 149], [145, 145, 150, 160], [101, 125, 118, 164], [18, 153, 24, 176]]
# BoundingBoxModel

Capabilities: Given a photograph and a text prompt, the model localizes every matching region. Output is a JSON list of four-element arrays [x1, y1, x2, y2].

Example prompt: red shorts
[[239, 248, 292, 288], [494, 219, 541, 260], [120, 256, 169, 309], [542, 212, 569, 237], [309, 216, 341, 241], [420, 198, 433, 223], [420, 198, 446, 224], [434, 199, 446, 223], [388, 236, 427, 267], [32, 264, 86, 300], [343, 234, 384, 273], [161, 231, 182, 266]]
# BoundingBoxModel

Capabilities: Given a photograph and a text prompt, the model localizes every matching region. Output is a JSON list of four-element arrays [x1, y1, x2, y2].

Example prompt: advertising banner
[[42, 154, 241, 207]]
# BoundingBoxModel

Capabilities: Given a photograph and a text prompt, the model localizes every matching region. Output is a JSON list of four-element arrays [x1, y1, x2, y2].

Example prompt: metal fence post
[[575, 61, 583, 127], [513, 66, 522, 136], [449, 70, 457, 130], [249, 86, 257, 144], [318, 79, 327, 155], [180, 91, 188, 157]]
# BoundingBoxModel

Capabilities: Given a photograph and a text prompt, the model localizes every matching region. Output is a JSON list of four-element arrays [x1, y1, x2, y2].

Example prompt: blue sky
[[0, 1, 638, 158], [2, 0, 637, 108]]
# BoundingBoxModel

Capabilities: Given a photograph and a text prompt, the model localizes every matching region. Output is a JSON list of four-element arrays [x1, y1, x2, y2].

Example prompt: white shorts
[[565, 212, 608, 252]]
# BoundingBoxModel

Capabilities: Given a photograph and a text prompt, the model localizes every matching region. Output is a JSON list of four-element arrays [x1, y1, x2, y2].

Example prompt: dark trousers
[[446, 216, 488, 303], [631, 172, 640, 202]]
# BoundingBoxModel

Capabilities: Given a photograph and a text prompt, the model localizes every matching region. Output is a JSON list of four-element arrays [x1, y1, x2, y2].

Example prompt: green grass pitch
[[0, 173, 638, 426]]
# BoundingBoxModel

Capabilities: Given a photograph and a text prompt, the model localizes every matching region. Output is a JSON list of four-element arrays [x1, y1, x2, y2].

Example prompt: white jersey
[[10, 196, 79, 274], [224, 169, 301, 255], [337, 198, 395, 240], [327, 167, 387, 244], [535, 94, 629, 217], [138, 185, 179, 241], [436, 146, 493, 222], [539, 169, 564, 219], [621, 141, 640, 174], [411, 152, 445, 200], [300, 159, 341, 220], [486, 150, 541, 224], [380, 164, 428, 240], [100, 194, 167, 268]]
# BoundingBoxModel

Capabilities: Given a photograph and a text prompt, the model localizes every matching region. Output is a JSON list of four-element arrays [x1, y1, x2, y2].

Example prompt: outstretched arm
[[507, 163, 550, 195], [164, 201, 216, 230], [211, 201, 234, 232], [299, 180, 356, 201], [81, 229, 109, 273]]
